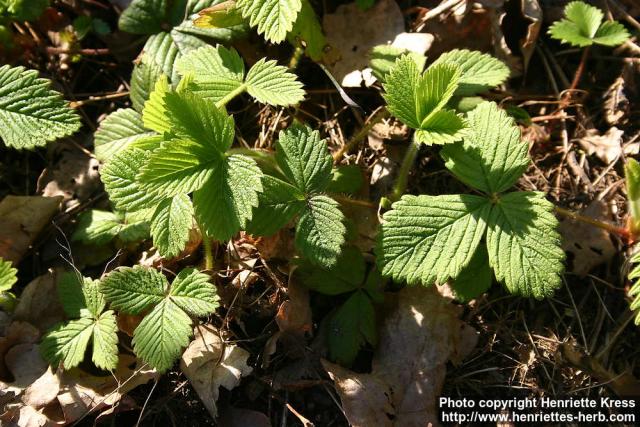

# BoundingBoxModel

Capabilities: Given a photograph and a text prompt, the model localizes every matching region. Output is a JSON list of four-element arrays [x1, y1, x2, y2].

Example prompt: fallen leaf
[[559, 200, 617, 276], [0, 321, 40, 380], [323, 0, 432, 87], [0, 196, 62, 264], [603, 76, 629, 126], [13, 270, 66, 332], [180, 324, 253, 418], [22, 368, 60, 409], [56, 354, 157, 423], [37, 142, 101, 211], [323, 286, 477, 427], [578, 127, 625, 164]]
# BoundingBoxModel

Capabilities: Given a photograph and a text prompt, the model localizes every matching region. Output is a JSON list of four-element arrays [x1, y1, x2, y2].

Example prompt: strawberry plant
[[625, 159, 640, 324], [377, 101, 565, 299]]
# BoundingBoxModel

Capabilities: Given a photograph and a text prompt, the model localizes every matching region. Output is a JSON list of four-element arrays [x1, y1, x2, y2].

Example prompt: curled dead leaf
[[180, 324, 253, 418], [323, 286, 477, 427], [577, 127, 625, 164]]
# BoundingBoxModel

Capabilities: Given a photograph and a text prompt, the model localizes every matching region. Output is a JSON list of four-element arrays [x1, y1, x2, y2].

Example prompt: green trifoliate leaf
[[194, 154, 263, 241], [92, 310, 119, 370], [117, 216, 151, 242], [150, 194, 194, 259], [131, 51, 166, 113], [486, 192, 564, 299], [247, 175, 305, 236], [94, 109, 154, 161], [0, 257, 17, 292], [245, 58, 305, 106], [101, 146, 165, 212], [169, 268, 219, 316], [441, 101, 528, 194], [101, 266, 168, 314], [449, 245, 492, 302], [328, 290, 376, 366], [2, 0, 49, 21], [0, 65, 81, 149], [376, 194, 491, 286], [432, 49, 509, 96], [549, 1, 629, 47], [236, 0, 302, 43], [176, 45, 245, 102], [132, 298, 193, 372], [296, 246, 365, 295], [383, 57, 463, 144], [276, 124, 332, 194], [368, 44, 426, 83], [296, 195, 346, 267], [41, 317, 94, 369]]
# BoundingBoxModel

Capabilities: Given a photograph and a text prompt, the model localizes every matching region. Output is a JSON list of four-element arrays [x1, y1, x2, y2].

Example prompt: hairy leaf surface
[[432, 49, 510, 95], [94, 108, 155, 161], [150, 194, 194, 258], [169, 268, 220, 316], [245, 58, 305, 106], [486, 192, 564, 298], [236, 0, 302, 43], [100, 266, 168, 314], [377, 194, 490, 286], [296, 195, 346, 267], [0, 65, 81, 149]]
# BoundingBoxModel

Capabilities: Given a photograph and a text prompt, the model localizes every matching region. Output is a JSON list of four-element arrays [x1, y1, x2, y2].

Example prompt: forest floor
[[1, 0, 640, 426]]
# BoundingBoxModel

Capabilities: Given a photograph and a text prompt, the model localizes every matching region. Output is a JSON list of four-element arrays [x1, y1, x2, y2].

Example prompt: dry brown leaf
[[180, 324, 253, 418], [323, 0, 432, 87], [22, 368, 60, 409], [276, 276, 312, 337], [12, 270, 66, 332], [37, 143, 101, 211], [0, 196, 62, 264], [218, 407, 271, 427], [323, 286, 477, 427], [0, 321, 40, 380], [577, 127, 625, 164], [56, 354, 157, 423], [559, 200, 617, 276], [603, 76, 629, 126]]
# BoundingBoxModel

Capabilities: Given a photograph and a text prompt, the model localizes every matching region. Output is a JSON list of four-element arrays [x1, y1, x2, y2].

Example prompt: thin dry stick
[[70, 91, 130, 108], [332, 107, 390, 162]]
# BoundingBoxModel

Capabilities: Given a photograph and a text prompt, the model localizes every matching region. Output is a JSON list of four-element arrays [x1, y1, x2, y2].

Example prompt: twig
[[46, 47, 111, 56], [332, 107, 389, 162], [70, 91, 130, 108]]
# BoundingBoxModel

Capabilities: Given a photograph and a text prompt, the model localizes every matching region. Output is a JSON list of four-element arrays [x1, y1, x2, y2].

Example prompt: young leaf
[[376, 194, 491, 286], [431, 49, 510, 96], [246, 175, 305, 236], [486, 192, 564, 298], [100, 266, 168, 314], [195, 1, 245, 29], [441, 101, 528, 194], [236, 0, 302, 43], [94, 109, 154, 161], [549, 1, 629, 47], [40, 317, 95, 369], [368, 44, 426, 83], [383, 58, 464, 144], [327, 290, 376, 366], [276, 124, 332, 194], [193, 154, 263, 241], [101, 146, 165, 212], [142, 75, 172, 134], [169, 268, 220, 316], [132, 298, 193, 372], [295, 195, 346, 267], [628, 252, 640, 325], [0, 65, 81, 149], [245, 58, 305, 106], [175, 45, 245, 103], [150, 194, 194, 258]]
